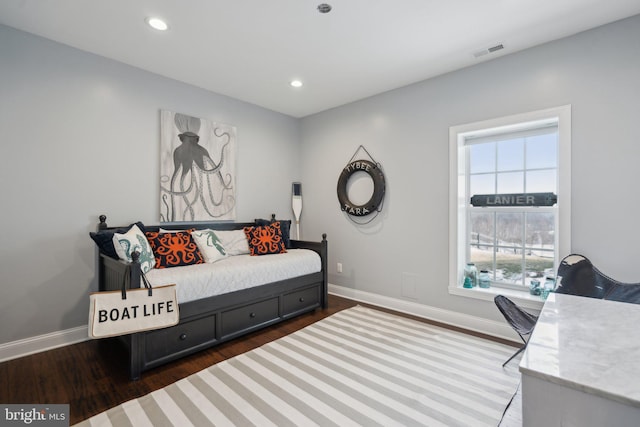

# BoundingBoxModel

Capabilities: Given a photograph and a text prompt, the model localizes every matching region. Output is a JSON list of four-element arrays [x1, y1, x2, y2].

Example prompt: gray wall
[[1, 13, 639, 348], [300, 14, 640, 321], [0, 25, 301, 344]]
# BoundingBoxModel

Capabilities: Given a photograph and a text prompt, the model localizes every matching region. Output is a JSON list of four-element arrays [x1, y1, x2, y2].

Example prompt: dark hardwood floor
[[0, 295, 517, 425]]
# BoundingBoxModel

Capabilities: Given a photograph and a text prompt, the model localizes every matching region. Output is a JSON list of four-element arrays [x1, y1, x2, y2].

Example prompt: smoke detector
[[473, 43, 504, 58], [317, 3, 332, 13]]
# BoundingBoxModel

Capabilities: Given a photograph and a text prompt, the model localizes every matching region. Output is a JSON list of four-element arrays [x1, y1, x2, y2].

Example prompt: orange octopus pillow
[[145, 229, 204, 268], [243, 222, 287, 256]]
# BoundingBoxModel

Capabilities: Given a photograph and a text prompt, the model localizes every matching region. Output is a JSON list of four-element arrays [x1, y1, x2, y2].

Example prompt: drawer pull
[[299, 297, 305, 302], [179, 333, 187, 341], [249, 312, 256, 318]]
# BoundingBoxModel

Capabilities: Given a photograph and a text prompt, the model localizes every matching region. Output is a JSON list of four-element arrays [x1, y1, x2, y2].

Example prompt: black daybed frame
[[96, 215, 328, 380]]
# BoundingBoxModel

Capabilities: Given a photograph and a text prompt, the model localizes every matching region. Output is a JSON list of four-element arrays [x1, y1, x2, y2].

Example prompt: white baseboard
[[329, 283, 519, 342], [0, 326, 89, 363], [0, 286, 518, 362]]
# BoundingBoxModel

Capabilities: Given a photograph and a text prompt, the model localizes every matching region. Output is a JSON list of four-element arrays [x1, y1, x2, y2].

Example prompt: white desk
[[519, 293, 640, 426]]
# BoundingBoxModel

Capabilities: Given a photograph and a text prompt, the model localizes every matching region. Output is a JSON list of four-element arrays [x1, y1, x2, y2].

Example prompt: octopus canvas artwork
[[160, 111, 237, 222]]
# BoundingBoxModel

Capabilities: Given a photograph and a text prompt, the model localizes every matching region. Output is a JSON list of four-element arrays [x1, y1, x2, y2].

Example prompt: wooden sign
[[470, 192, 557, 207]]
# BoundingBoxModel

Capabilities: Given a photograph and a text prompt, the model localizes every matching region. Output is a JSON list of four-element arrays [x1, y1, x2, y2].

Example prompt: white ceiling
[[1, 1, 639, 118]]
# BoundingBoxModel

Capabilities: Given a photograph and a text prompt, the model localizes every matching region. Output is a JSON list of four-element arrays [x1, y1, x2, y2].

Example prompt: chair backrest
[[556, 254, 640, 304], [555, 255, 610, 298], [494, 295, 538, 336]]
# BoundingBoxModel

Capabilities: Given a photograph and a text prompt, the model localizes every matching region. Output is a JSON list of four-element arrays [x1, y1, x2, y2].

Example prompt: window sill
[[448, 284, 545, 312]]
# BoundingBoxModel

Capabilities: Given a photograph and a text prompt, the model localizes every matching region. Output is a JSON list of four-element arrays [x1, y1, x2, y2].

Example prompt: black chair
[[494, 295, 539, 367], [556, 254, 640, 304]]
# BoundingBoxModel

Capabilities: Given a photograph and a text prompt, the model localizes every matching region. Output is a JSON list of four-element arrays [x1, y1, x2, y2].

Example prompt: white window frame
[[448, 106, 571, 310]]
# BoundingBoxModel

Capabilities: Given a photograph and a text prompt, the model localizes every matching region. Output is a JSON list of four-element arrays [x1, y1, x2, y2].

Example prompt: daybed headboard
[[94, 214, 327, 259], [97, 214, 269, 233]]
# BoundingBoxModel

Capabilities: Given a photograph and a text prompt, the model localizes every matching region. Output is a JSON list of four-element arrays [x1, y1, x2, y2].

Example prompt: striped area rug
[[75, 306, 520, 427]]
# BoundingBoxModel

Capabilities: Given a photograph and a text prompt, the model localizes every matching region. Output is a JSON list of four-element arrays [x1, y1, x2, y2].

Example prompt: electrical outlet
[[337, 262, 343, 273]]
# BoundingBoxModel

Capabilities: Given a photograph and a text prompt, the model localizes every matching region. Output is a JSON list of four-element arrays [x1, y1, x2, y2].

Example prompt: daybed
[[92, 214, 327, 380]]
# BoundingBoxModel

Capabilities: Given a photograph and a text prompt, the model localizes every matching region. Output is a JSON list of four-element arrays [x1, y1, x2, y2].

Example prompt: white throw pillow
[[112, 224, 156, 273], [215, 229, 250, 255], [191, 229, 227, 263]]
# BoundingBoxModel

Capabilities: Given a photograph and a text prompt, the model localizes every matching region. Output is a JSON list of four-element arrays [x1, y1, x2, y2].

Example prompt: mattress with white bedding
[[145, 249, 321, 304]]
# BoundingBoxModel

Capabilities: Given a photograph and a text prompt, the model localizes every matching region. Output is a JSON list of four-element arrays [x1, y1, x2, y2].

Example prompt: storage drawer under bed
[[283, 285, 320, 317], [220, 297, 279, 339], [144, 315, 217, 364]]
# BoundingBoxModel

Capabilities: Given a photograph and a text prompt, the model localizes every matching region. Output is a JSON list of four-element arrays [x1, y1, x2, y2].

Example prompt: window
[[449, 106, 571, 304]]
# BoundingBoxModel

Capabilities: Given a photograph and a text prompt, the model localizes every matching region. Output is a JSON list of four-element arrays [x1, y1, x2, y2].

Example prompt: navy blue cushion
[[90, 222, 146, 259], [255, 218, 292, 248]]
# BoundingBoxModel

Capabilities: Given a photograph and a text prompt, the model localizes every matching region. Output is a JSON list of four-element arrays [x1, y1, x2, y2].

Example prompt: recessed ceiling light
[[146, 17, 168, 31], [290, 80, 303, 88]]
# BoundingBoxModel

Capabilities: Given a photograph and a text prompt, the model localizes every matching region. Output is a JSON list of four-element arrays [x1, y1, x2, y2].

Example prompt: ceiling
[[1, 1, 639, 118]]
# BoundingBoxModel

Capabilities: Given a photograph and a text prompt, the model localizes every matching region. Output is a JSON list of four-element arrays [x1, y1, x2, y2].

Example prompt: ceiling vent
[[473, 43, 504, 58]]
